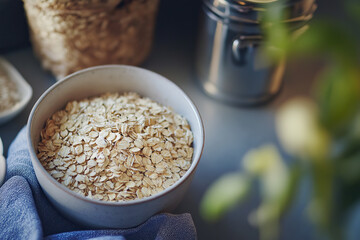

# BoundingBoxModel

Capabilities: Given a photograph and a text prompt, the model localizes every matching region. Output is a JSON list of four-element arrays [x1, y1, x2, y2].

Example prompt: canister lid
[[204, 0, 316, 24]]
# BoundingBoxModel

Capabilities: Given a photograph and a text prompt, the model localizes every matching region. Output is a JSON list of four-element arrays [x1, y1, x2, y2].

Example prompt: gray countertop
[[0, 0, 342, 239]]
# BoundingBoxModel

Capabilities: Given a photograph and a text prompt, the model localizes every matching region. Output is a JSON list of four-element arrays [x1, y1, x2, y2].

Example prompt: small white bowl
[[27, 65, 204, 228], [0, 57, 33, 125], [0, 137, 5, 187]]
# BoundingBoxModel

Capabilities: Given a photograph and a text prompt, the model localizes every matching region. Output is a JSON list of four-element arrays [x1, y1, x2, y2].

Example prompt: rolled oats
[[0, 68, 20, 112], [23, 0, 160, 79], [37, 92, 194, 202]]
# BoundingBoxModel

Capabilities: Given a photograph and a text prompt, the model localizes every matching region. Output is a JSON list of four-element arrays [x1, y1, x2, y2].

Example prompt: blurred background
[[1, 0, 359, 239]]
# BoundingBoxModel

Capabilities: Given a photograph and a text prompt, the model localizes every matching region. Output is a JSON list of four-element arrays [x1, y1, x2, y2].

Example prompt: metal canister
[[196, 0, 317, 105]]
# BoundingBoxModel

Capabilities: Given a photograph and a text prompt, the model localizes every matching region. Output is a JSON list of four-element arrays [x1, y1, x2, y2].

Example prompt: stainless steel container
[[196, 0, 317, 105]]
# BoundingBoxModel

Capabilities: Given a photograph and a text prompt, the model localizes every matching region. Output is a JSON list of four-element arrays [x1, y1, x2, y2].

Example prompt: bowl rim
[[0, 57, 33, 120], [27, 64, 205, 206], [0, 137, 6, 187], [0, 136, 3, 156]]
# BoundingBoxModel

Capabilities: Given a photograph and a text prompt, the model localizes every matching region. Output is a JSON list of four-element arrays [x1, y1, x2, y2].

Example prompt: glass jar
[[23, 0, 160, 79]]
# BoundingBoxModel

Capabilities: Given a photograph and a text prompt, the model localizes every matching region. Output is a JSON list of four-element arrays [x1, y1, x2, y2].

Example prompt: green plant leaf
[[346, 0, 360, 25], [242, 144, 282, 175], [307, 158, 334, 234], [334, 109, 360, 159], [275, 98, 331, 160], [315, 64, 360, 135], [290, 21, 358, 65], [200, 173, 252, 222], [249, 162, 301, 240], [261, 1, 291, 61], [334, 150, 360, 226], [338, 151, 360, 183], [252, 161, 301, 225], [276, 162, 302, 216]]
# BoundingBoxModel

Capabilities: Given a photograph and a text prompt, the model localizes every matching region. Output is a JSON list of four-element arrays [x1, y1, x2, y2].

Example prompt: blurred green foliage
[[200, 0, 360, 239], [200, 173, 251, 221], [346, 0, 360, 25]]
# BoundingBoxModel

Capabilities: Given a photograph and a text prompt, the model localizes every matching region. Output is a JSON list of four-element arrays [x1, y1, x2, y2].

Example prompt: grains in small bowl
[[0, 69, 20, 112], [28, 65, 204, 228], [0, 58, 32, 125], [38, 92, 194, 202]]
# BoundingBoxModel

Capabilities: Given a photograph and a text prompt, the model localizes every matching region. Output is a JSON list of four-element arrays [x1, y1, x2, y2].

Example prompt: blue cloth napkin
[[0, 127, 197, 240]]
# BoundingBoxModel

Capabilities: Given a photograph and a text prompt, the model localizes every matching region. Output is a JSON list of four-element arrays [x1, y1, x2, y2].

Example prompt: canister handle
[[232, 35, 262, 65]]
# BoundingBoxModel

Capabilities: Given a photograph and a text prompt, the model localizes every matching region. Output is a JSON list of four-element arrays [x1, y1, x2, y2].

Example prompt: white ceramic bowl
[[27, 65, 204, 228], [0, 57, 32, 125], [0, 137, 5, 187]]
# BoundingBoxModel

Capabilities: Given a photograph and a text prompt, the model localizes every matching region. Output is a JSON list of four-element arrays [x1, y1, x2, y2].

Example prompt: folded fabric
[[1, 126, 197, 240], [0, 176, 42, 240]]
